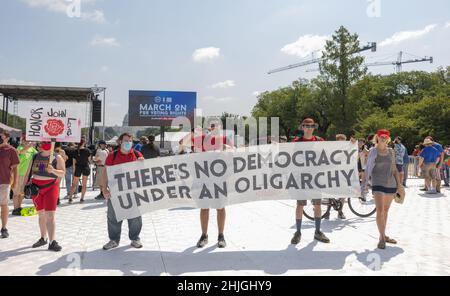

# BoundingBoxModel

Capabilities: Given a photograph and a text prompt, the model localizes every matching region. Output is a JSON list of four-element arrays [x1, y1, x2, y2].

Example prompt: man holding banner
[[291, 118, 330, 245], [102, 133, 145, 251], [196, 121, 234, 249]]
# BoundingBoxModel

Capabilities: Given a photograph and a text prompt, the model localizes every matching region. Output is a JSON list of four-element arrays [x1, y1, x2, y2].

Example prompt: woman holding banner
[[365, 129, 403, 250], [26, 141, 66, 252]]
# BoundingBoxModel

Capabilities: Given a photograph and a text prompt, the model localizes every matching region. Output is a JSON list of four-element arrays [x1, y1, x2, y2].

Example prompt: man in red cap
[[291, 118, 330, 245]]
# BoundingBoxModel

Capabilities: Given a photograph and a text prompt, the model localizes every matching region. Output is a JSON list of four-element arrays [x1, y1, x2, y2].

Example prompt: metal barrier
[[60, 164, 98, 191], [408, 156, 422, 179]]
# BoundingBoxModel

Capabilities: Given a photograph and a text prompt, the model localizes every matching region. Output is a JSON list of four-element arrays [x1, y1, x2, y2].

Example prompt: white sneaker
[[103, 240, 119, 250], [131, 240, 143, 249]]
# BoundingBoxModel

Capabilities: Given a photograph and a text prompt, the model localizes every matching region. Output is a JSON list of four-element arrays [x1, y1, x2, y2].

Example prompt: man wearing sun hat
[[419, 138, 441, 194], [291, 118, 330, 246]]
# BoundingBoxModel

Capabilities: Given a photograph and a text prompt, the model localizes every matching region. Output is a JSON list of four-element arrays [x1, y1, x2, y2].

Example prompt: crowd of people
[[0, 119, 448, 252]]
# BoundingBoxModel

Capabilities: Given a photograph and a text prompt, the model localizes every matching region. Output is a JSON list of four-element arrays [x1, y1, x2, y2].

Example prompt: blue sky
[[1, 0, 449, 126]]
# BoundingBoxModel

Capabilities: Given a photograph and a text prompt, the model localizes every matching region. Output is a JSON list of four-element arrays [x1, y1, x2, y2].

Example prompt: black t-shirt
[[64, 147, 77, 168], [141, 144, 161, 159], [74, 148, 91, 166]]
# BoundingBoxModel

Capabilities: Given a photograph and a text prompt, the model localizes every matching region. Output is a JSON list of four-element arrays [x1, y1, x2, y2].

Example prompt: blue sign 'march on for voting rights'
[[128, 90, 197, 127]]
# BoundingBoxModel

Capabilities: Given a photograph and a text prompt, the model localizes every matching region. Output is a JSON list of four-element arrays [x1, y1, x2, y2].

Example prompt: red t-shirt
[[293, 136, 324, 142], [0, 145, 20, 185], [192, 134, 234, 152], [105, 149, 143, 166]]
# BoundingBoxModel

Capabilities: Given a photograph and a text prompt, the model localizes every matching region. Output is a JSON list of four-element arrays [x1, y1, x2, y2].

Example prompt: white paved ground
[[0, 178, 449, 276]]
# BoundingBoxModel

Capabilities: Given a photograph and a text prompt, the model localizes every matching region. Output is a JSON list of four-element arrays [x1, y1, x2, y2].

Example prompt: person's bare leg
[[70, 176, 80, 196], [38, 210, 47, 239], [217, 208, 226, 235], [374, 194, 386, 241], [81, 176, 88, 200], [314, 204, 322, 218], [200, 209, 209, 235], [46, 211, 56, 242], [296, 204, 304, 220], [383, 196, 394, 236], [1, 205, 8, 229]]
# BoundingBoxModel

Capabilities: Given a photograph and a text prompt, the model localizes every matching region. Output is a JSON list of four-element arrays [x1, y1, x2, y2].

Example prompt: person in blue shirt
[[419, 138, 441, 194], [134, 136, 148, 152], [420, 136, 445, 193]]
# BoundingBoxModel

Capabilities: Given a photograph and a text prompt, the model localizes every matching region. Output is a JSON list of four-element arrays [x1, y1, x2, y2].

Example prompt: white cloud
[[91, 36, 120, 47], [445, 22, 450, 28], [192, 47, 221, 62], [201, 96, 234, 102], [281, 34, 329, 58], [0, 78, 38, 85], [210, 80, 235, 89], [81, 10, 105, 23], [380, 24, 437, 47], [21, 0, 105, 23]]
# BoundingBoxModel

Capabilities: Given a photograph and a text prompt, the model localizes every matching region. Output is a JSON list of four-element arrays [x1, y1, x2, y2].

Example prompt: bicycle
[[302, 188, 376, 220]]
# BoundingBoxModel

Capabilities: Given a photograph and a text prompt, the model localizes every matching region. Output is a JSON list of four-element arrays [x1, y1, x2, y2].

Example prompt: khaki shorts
[[423, 164, 437, 180], [14, 175, 27, 196], [297, 199, 322, 206], [95, 166, 106, 187], [0, 184, 11, 206]]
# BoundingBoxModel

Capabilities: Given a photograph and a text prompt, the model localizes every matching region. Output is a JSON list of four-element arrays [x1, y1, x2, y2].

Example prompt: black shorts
[[297, 199, 322, 206], [74, 165, 91, 177]]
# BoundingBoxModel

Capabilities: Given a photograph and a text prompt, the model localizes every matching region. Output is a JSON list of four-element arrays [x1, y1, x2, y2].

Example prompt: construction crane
[[305, 51, 433, 74], [365, 51, 433, 73], [268, 42, 377, 75]]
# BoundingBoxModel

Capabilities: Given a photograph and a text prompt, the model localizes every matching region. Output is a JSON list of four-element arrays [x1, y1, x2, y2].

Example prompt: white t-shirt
[[95, 148, 109, 166]]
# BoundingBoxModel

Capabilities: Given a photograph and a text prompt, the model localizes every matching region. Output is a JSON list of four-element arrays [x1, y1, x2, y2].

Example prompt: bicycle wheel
[[348, 190, 376, 218], [302, 200, 331, 221]]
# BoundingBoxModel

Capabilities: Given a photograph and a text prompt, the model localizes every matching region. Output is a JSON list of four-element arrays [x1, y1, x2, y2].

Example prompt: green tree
[[318, 26, 367, 136]]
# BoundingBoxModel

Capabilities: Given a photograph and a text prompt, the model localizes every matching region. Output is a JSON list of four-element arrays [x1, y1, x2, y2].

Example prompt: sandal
[[385, 236, 397, 244], [377, 240, 386, 249]]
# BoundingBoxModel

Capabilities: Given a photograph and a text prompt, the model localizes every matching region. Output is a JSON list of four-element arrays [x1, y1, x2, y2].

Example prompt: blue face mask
[[122, 142, 133, 151]]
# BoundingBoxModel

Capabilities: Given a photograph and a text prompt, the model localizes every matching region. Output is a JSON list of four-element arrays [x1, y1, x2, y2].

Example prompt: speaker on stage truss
[[92, 100, 102, 123]]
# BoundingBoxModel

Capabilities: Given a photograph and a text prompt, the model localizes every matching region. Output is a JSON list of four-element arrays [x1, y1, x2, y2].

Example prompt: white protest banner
[[107, 141, 361, 221], [25, 105, 83, 142]]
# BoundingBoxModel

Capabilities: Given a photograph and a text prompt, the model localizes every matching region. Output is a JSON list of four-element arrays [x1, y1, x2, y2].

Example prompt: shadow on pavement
[[33, 240, 385, 276]]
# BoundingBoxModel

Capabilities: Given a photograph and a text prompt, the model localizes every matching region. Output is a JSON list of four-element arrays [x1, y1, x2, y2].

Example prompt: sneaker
[[68, 198, 73, 204], [32, 237, 48, 248], [196, 234, 208, 248], [103, 240, 119, 250], [338, 211, 346, 220], [95, 193, 105, 200], [1, 228, 9, 239], [130, 240, 143, 249], [217, 234, 227, 248], [80, 198, 85, 203], [48, 240, 62, 252], [314, 231, 330, 243], [12, 208, 22, 216], [291, 231, 301, 245]]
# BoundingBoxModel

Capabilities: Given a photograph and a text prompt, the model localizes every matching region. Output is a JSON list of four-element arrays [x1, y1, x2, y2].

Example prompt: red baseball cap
[[377, 129, 391, 139]]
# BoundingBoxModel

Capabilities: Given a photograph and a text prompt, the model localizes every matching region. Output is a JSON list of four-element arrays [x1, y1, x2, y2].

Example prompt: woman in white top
[[94, 140, 109, 200]]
